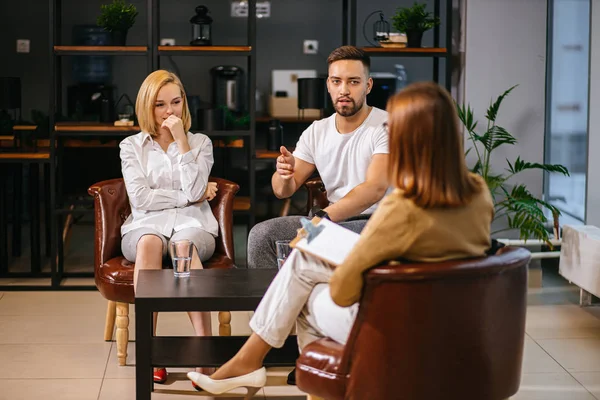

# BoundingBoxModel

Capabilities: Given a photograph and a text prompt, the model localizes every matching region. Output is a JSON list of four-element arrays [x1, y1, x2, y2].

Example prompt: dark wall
[[0, 0, 445, 119]]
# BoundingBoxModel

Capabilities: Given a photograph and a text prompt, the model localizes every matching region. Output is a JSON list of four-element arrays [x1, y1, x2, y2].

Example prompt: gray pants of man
[[247, 215, 368, 269]]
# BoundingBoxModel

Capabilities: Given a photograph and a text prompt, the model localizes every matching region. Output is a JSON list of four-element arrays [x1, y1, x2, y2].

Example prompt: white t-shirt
[[293, 107, 389, 215]]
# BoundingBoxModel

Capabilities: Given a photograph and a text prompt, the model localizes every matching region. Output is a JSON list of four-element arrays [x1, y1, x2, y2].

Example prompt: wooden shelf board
[[0, 135, 15, 142], [54, 45, 148, 52], [256, 150, 279, 159], [233, 197, 251, 211], [158, 45, 251, 52], [213, 139, 244, 148], [255, 116, 319, 123], [55, 122, 140, 132], [0, 152, 50, 160], [36, 139, 119, 148], [13, 125, 38, 131], [256, 148, 295, 159], [362, 47, 447, 54]]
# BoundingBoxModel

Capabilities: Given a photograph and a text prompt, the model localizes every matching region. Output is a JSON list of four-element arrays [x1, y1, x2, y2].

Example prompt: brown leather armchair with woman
[[187, 82, 496, 397]]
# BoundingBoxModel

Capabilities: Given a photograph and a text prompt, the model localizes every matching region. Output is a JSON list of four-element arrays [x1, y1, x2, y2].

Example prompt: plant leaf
[[457, 103, 478, 133], [506, 156, 570, 176], [471, 159, 482, 174], [486, 85, 518, 122], [488, 126, 517, 150], [485, 174, 506, 193], [494, 184, 557, 243]]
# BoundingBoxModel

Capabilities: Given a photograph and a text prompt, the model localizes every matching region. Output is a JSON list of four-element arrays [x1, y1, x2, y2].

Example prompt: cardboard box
[[268, 96, 321, 119]]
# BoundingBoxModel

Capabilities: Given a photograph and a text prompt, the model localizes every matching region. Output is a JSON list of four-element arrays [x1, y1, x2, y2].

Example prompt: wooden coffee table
[[135, 268, 299, 399]]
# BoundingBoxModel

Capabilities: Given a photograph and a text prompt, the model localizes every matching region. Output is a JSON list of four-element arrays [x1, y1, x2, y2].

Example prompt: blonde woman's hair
[[386, 81, 482, 208], [135, 70, 191, 137]]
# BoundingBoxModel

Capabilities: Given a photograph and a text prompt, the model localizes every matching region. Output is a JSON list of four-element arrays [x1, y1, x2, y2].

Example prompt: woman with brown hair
[[188, 82, 494, 397]]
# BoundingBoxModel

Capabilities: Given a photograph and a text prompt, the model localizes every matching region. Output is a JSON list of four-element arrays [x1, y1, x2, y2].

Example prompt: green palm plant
[[457, 85, 570, 244]]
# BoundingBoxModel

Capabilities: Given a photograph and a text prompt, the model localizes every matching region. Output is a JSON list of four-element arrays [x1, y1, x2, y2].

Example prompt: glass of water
[[170, 239, 193, 278], [276, 240, 292, 269]]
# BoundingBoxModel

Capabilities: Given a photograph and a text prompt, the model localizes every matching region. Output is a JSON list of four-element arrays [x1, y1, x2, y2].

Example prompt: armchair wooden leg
[[104, 300, 116, 341], [116, 302, 129, 366], [218, 311, 231, 336]]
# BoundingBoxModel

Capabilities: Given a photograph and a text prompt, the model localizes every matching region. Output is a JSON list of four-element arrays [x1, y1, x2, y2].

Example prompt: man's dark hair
[[327, 45, 370, 72]]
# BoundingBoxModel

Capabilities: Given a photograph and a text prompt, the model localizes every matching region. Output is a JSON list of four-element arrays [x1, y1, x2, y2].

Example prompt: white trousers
[[249, 249, 359, 350]]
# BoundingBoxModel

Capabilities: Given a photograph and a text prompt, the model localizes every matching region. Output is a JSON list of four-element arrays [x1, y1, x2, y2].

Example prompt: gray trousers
[[247, 215, 368, 269]]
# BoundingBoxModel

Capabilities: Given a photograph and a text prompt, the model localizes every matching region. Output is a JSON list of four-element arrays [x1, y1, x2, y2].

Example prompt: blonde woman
[[188, 82, 494, 397], [120, 70, 218, 387]]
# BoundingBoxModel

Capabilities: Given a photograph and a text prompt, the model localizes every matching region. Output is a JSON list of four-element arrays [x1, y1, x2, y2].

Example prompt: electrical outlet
[[16, 39, 30, 53], [303, 40, 318, 55], [160, 38, 176, 46]]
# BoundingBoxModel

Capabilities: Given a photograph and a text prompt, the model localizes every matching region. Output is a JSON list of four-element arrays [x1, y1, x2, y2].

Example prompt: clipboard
[[290, 217, 361, 266]]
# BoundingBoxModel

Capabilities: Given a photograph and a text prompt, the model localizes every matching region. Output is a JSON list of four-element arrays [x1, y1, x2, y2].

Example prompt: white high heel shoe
[[187, 367, 267, 398]]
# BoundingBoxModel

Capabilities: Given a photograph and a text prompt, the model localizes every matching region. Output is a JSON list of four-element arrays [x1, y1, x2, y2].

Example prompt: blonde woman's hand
[[199, 182, 218, 202], [161, 115, 186, 141]]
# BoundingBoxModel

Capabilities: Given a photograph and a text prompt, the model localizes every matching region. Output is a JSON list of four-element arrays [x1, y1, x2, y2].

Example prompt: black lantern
[[190, 5, 213, 46], [373, 12, 390, 42]]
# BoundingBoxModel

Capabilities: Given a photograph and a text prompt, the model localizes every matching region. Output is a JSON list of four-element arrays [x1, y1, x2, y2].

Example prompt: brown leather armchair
[[296, 246, 531, 400], [88, 177, 239, 366], [304, 176, 328, 214]]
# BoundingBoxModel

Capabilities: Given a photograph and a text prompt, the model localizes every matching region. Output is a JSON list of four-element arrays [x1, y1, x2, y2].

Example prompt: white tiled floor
[[1, 270, 600, 399]]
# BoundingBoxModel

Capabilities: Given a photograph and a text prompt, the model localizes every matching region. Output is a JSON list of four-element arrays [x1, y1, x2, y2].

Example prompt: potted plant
[[457, 85, 570, 245], [97, 0, 138, 46], [391, 2, 440, 48]]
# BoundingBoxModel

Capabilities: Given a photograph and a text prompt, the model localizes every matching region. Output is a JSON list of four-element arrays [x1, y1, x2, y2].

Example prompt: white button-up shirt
[[120, 131, 218, 237]]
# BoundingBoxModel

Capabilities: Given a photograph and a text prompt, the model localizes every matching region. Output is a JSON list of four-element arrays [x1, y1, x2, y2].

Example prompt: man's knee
[[248, 219, 274, 246]]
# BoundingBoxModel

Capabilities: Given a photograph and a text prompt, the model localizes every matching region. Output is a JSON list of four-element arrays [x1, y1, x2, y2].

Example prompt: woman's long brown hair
[[386, 82, 481, 208]]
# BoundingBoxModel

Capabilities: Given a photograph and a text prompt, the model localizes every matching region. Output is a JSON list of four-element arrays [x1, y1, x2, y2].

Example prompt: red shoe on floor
[[153, 368, 168, 384]]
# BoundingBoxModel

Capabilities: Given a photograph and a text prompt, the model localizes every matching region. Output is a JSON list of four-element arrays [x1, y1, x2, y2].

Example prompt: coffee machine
[[210, 66, 246, 113]]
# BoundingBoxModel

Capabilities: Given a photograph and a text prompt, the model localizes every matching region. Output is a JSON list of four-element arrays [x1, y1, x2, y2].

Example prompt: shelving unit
[[346, 0, 452, 91], [43, 0, 260, 288], [35, 0, 452, 288]]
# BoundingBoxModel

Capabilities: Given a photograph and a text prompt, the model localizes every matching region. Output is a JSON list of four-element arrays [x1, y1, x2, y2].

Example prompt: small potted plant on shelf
[[97, 0, 138, 46], [457, 85, 570, 244], [391, 2, 440, 48]]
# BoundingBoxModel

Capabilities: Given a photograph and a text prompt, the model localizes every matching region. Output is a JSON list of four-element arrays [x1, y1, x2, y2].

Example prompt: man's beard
[[334, 98, 364, 117]]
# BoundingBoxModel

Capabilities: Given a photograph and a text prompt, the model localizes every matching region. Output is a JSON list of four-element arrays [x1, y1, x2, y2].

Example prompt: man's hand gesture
[[276, 146, 295, 180]]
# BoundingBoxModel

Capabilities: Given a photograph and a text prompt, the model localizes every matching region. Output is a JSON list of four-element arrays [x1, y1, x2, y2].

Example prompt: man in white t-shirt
[[248, 45, 389, 271]]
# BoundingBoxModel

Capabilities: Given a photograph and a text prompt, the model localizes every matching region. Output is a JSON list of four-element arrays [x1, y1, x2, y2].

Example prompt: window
[[545, 0, 590, 225]]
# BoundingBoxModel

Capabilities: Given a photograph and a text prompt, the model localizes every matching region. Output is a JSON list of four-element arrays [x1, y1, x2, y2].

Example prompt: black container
[[197, 108, 227, 132], [210, 66, 246, 113], [298, 77, 326, 110], [72, 25, 112, 83], [268, 119, 283, 151]]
